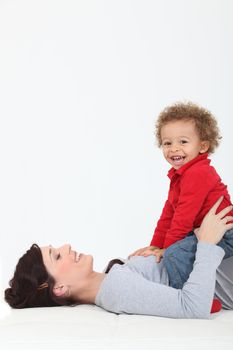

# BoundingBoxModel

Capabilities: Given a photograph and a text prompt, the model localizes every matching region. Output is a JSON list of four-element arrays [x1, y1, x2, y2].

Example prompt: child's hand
[[129, 245, 159, 257], [138, 248, 165, 262], [139, 247, 160, 257], [153, 248, 165, 263]]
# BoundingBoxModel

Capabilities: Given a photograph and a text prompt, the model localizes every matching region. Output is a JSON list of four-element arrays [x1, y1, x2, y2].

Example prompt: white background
[[0, 0, 233, 290]]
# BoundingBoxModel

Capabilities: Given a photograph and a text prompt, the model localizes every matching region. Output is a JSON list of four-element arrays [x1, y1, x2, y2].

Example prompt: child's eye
[[180, 140, 188, 144], [163, 141, 171, 146], [56, 253, 61, 260]]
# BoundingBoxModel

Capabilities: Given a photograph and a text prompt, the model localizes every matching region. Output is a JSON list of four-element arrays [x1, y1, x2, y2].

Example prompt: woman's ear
[[200, 141, 210, 153], [53, 284, 70, 298]]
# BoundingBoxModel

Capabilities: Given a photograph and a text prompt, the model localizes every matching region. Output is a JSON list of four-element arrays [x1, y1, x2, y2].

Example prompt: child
[[130, 101, 233, 265]]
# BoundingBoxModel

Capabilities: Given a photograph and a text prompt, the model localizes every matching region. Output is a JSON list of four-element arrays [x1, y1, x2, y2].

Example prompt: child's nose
[[171, 143, 180, 152]]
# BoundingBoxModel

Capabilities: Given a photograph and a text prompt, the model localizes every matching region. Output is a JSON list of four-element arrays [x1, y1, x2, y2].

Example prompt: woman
[[5, 197, 233, 318]]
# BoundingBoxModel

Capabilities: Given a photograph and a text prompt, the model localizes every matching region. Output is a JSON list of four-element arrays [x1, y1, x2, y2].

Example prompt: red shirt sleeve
[[163, 166, 218, 248], [150, 200, 174, 248]]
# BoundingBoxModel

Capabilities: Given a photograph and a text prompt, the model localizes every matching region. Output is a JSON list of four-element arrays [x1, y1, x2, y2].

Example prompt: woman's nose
[[59, 244, 71, 254]]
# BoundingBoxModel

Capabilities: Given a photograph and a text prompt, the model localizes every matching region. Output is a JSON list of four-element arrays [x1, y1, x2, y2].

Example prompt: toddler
[[131, 101, 233, 270]]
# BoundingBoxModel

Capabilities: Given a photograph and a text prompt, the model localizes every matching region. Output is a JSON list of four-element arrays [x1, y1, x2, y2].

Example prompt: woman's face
[[40, 244, 93, 289]]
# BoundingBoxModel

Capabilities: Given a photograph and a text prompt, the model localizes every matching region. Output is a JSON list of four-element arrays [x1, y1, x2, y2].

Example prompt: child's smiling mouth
[[170, 155, 186, 168], [171, 156, 185, 161]]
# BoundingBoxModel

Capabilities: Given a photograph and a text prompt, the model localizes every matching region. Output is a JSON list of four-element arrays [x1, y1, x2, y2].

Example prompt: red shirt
[[150, 153, 233, 248]]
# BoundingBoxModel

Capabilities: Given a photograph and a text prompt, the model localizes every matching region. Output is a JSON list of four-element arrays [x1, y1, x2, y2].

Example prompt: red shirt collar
[[167, 153, 210, 179]]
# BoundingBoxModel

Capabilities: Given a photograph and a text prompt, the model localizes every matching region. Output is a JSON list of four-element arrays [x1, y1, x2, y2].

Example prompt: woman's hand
[[196, 196, 233, 244]]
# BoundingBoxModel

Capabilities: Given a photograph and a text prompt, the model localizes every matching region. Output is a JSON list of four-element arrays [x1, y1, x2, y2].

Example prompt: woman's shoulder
[[103, 255, 167, 288]]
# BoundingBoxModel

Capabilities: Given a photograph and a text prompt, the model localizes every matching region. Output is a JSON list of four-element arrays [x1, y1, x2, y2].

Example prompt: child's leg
[[163, 233, 197, 289], [164, 228, 233, 289]]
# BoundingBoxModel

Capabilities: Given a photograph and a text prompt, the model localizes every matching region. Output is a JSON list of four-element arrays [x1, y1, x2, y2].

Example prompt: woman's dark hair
[[4, 244, 74, 309], [104, 258, 125, 273], [5, 244, 125, 309]]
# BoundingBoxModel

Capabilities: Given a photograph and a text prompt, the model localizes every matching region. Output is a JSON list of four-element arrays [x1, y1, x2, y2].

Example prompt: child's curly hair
[[155, 102, 222, 154]]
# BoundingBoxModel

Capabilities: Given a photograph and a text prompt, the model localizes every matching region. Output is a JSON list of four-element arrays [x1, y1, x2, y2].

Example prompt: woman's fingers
[[208, 196, 233, 219], [209, 196, 224, 214], [226, 223, 233, 231], [197, 197, 233, 244], [217, 206, 233, 219], [222, 216, 233, 223]]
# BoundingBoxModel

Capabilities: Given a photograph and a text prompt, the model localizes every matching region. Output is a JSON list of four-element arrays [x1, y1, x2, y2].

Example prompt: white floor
[[0, 305, 233, 350]]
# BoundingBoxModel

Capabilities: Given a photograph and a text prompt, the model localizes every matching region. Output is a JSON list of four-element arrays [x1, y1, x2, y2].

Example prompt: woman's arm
[[102, 242, 224, 319], [97, 198, 233, 318]]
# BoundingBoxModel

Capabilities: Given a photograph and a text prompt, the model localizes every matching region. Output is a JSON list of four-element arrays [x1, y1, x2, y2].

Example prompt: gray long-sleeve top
[[95, 242, 224, 319]]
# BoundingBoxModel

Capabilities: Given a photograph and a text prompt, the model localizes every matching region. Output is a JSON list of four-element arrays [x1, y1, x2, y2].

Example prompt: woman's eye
[[56, 253, 61, 260]]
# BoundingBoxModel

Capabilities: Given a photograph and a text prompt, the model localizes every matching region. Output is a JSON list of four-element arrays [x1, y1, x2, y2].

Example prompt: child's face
[[160, 120, 209, 170]]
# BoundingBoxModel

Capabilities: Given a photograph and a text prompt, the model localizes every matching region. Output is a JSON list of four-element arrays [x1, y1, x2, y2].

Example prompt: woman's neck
[[73, 271, 106, 304]]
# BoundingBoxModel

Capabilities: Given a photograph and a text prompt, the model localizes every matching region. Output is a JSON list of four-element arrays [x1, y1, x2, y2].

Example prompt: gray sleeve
[[98, 242, 224, 319]]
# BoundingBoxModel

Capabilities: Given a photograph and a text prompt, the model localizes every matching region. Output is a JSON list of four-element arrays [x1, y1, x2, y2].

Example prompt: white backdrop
[[0, 0, 233, 290]]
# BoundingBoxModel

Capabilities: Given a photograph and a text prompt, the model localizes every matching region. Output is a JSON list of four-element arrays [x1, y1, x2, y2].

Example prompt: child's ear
[[53, 284, 69, 298], [200, 141, 210, 154]]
